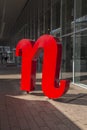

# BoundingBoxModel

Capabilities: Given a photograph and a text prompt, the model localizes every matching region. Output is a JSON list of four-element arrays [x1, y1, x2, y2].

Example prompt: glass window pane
[[62, 0, 74, 35], [52, 0, 61, 30], [76, 0, 87, 31], [75, 31, 87, 85], [61, 35, 73, 80], [45, 10, 51, 33]]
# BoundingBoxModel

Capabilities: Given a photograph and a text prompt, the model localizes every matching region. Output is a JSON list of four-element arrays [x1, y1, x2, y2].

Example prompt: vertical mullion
[[73, 0, 76, 83]]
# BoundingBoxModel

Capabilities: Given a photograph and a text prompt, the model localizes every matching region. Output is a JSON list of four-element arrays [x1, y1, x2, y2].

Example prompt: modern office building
[[0, 0, 87, 88]]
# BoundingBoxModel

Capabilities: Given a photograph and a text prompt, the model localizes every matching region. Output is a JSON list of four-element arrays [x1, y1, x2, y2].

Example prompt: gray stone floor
[[0, 65, 87, 130]]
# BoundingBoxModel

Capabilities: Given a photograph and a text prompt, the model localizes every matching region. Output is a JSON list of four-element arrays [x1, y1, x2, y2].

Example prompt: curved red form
[[31, 35, 70, 98], [16, 35, 70, 99]]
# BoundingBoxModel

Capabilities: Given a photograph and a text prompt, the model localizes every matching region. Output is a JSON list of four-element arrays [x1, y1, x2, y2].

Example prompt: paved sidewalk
[[0, 66, 87, 130]]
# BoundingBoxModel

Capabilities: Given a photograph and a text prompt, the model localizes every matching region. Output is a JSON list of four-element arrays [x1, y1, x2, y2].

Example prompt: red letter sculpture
[[16, 35, 70, 99]]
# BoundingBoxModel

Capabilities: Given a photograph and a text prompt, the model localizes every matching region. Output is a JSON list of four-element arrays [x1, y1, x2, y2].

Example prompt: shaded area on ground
[[0, 94, 81, 130]]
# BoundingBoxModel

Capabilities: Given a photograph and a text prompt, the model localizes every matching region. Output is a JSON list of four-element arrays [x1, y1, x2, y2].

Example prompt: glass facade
[[51, 0, 61, 30], [12, 0, 87, 88], [61, 35, 73, 80], [75, 31, 87, 85], [76, 0, 87, 31], [62, 0, 74, 35]]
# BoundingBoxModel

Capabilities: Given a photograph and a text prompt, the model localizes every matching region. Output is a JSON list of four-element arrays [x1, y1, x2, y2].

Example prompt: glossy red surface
[[16, 35, 70, 99]]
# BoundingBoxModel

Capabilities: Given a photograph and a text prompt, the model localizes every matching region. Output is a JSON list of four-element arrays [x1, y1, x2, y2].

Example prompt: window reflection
[[76, 0, 87, 31], [62, 0, 74, 35], [45, 10, 51, 33], [61, 35, 73, 80], [52, 0, 60, 30], [75, 31, 87, 85]]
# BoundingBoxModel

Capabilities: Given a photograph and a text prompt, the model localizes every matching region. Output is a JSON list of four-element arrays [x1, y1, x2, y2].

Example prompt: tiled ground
[[0, 66, 87, 130]]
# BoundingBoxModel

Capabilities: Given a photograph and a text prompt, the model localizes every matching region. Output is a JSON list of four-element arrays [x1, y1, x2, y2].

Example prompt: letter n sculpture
[[16, 35, 70, 99]]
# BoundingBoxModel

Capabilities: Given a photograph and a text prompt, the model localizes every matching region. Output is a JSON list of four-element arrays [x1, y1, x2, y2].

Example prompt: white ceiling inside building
[[0, 0, 28, 41]]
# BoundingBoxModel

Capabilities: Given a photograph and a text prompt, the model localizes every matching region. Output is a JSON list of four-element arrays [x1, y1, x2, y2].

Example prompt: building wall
[[12, 0, 87, 87]]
